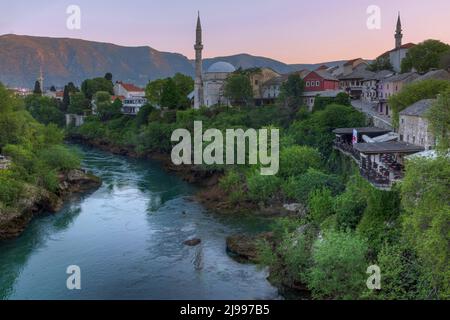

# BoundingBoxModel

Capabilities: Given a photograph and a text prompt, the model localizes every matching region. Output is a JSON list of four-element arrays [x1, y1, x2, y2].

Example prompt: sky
[[1, 0, 449, 64]]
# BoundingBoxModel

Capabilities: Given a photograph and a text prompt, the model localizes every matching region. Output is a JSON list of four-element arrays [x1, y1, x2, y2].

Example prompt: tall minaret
[[194, 12, 204, 109], [395, 13, 403, 49], [38, 66, 44, 93]]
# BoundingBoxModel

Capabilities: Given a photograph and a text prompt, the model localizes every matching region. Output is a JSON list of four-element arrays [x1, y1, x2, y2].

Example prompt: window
[[255, 80, 259, 85], [306, 81, 310, 87], [316, 81, 320, 87]]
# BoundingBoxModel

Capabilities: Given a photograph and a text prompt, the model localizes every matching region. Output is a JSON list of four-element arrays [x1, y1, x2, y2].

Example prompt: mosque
[[193, 13, 236, 109]]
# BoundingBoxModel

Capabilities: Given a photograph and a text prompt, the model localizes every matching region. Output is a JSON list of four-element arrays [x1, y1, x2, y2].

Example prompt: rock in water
[[184, 238, 202, 246]]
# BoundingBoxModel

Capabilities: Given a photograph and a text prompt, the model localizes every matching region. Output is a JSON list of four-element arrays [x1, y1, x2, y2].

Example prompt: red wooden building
[[303, 70, 339, 92]]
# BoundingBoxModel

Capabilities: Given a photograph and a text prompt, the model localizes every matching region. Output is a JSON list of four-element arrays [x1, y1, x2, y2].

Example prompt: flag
[[352, 129, 358, 145]]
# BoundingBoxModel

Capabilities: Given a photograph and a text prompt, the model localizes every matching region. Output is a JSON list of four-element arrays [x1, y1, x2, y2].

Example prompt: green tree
[[224, 73, 253, 106], [401, 40, 450, 73], [335, 175, 370, 230], [367, 57, 394, 72], [94, 91, 121, 121], [62, 85, 70, 112], [278, 74, 305, 109], [309, 188, 335, 226], [367, 243, 429, 300], [283, 168, 343, 203], [401, 156, 450, 299], [279, 145, 322, 178], [81, 77, 114, 100], [173, 73, 194, 109], [308, 230, 369, 299], [68, 92, 90, 115], [145, 78, 168, 106], [289, 104, 366, 157], [33, 81, 42, 95], [104, 72, 113, 81], [160, 78, 180, 109], [246, 170, 282, 204], [24, 95, 65, 126], [426, 89, 450, 152]]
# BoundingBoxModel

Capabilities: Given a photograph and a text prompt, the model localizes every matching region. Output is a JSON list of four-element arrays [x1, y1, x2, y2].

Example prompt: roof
[[339, 67, 375, 80], [380, 72, 419, 84], [399, 99, 436, 117], [313, 69, 339, 81], [117, 82, 144, 92], [344, 58, 364, 66], [333, 127, 391, 135], [413, 69, 450, 82], [354, 142, 425, 154], [111, 95, 125, 101], [364, 70, 394, 81], [379, 43, 416, 58], [207, 61, 236, 73]]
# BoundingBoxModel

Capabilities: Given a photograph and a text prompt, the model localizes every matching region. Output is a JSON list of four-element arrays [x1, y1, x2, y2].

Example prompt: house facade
[[113, 81, 146, 115], [399, 99, 436, 150], [377, 72, 419, 117], [304, 70, 340, 92]]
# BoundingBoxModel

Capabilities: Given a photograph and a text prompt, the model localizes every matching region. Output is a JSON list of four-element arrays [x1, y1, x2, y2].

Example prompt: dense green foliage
[[145, 73, 194, 109], [0, 83, 81, 207], [426, 89, 450, 151], [401, 40, 450, 73], [224, 73, 254, 106]]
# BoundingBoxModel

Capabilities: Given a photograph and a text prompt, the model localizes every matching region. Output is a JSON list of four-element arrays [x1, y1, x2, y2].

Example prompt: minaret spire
[[194, 11, 204, 109], [395, 12, 403, 49], [38, 66, 44, 93]]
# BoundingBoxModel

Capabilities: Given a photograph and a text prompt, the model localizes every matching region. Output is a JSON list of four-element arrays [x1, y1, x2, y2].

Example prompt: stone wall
[[399, 115, 435, 150]]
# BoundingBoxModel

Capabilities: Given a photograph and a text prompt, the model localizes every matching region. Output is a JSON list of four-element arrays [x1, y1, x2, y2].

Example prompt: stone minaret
[[395, 13, 403, 49], [194, 12, 204, 109], [38, 66, 44, 93]]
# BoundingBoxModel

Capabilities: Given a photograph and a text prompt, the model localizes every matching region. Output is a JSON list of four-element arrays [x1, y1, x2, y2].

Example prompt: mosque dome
[[207, 61, 236, 73]]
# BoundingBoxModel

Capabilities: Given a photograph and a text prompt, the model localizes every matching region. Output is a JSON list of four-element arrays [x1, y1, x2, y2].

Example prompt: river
[[0, 146, 280, 300]]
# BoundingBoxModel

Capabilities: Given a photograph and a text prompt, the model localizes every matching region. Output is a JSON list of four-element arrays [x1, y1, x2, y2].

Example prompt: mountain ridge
[[0, 34, 351, 88]]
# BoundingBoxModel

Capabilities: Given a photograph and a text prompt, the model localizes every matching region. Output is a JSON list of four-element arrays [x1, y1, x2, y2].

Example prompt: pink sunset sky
[[1, 0, 449, 64]]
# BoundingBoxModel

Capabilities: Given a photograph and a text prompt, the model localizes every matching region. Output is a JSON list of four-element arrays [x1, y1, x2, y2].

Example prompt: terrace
[[333, 128, 424, 189]]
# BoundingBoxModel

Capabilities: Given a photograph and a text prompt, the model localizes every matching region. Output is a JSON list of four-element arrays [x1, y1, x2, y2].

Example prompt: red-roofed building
[[114, 81, 145, 99], [303, 70, 340, 92]]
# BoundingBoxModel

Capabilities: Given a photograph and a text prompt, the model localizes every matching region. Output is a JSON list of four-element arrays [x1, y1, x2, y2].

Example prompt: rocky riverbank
[[0, 169, 101, 240]]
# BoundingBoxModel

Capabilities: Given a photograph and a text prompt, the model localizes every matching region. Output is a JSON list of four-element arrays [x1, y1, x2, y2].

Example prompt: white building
[[114, 81, 147, 115], [203, 61, 236, 108]]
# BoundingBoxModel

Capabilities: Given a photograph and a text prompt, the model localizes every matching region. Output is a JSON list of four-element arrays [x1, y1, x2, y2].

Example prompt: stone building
[[377, 72, 419, 117], [399, 99, 436, 150], [203, 61, 236, 107], [249, 68, 281, 105]]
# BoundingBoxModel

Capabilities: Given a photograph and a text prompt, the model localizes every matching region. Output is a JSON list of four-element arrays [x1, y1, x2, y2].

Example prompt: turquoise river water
[[0, 146, 280, 300]]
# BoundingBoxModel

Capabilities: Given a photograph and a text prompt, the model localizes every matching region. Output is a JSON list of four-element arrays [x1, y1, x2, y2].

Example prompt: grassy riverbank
[[0, 84, 101, 240]]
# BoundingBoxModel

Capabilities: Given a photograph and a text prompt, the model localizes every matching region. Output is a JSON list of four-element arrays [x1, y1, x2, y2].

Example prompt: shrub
[[38, 145, 81, 171], [283, 168, 343, 203], [364, 243, 430, 300], [308, 230, 369, 299], [309, 188, 335, 226], [335, 175, 370, 230], [279, 146, 322, 178], [246, 171, 282, 203], [0, 173, 23, 206]]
